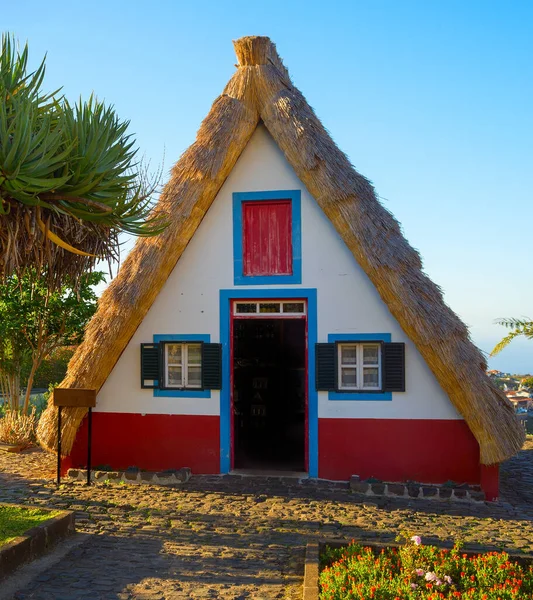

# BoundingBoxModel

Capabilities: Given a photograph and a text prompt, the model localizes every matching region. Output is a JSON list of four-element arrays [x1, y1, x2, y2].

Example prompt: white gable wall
[[97, 125, 461, 421]]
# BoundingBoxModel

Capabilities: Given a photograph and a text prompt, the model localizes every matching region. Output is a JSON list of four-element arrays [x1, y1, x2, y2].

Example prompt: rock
[[387, 484, 405, 496], [350, 481, 370, 494], [371, 483, 386, 496]]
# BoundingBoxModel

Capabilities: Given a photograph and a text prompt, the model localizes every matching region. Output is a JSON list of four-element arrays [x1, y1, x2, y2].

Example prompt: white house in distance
[[38, 36, 523, 501]]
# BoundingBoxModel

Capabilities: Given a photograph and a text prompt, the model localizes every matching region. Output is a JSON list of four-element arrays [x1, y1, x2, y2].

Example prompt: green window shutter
[[202, 343, 222, 390], [382, 342, 406, 392], [315, 343, 336, 391], [141, 343, 160, 389]]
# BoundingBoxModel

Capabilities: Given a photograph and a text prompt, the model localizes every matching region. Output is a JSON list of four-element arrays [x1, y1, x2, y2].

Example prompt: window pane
[[363, 368, 379, 388], [187, 344, 202, 365], [167, 344, 182, 364], [363, 345, 379, 365], [236, 303, 257, 313], [187, 366, 201, 387], [341, 367, 357, 388], [167, 366, 183, 386], [283, 302, 305, 313], [259, 302, 281, 313], [341, 345, 357, 365]]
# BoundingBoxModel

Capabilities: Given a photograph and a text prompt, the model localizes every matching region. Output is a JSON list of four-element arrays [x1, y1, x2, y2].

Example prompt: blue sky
[[4, 0, 532, 373]]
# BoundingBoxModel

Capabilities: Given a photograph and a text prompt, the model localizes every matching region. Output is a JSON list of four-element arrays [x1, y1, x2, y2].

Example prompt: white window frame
[[164, 342, 202, 389], [233, 300, 306, 316], [337, 342, 382, 391]]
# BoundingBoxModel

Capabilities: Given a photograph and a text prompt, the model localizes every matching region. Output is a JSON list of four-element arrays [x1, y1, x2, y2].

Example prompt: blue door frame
[[219, 288, 318, 477]]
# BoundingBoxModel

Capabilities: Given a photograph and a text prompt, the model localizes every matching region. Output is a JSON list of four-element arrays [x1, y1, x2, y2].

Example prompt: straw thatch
[[37, 36, 524, 465]]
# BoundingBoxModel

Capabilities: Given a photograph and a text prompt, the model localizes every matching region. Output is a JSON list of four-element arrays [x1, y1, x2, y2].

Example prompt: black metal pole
[[57, 407, 62, 487], [87, 407, 92, 486]]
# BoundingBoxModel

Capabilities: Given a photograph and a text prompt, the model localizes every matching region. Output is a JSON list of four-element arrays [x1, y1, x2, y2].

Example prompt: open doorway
[[232, 316, 306, 472]]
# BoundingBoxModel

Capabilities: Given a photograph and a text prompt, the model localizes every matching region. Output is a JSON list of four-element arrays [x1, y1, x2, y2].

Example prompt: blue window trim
[[153, 334, 211, 398], [328, 333, 392, 401], [220, 288, 318, 477], [232, 190, 302, 285]]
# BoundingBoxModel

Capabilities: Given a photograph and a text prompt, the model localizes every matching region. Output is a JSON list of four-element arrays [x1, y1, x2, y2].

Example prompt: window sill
[[328, 391, 392, 401], [234, 271, 302, 286]]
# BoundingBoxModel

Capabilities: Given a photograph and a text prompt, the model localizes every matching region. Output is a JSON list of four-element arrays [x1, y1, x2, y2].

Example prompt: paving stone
[[1, 443, 533, 599], [470, 490, 486, 502]]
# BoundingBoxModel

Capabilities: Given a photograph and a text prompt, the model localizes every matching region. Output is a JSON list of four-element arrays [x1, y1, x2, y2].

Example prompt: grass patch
[[0, 505, 59, 547]]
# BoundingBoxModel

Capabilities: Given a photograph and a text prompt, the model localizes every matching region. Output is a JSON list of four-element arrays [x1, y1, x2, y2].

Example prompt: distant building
[[487, 370, 504, 378]]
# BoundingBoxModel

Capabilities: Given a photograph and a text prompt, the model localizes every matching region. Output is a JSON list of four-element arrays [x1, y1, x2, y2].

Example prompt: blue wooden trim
[[154, 334, 211, 343], [327, 333, 392, 401], [233, 190, 302, 285], [327, 333, 392, 343], [328, 390, 392, 401], [219, 288, 318, 477], [153, 334, 211, 398]]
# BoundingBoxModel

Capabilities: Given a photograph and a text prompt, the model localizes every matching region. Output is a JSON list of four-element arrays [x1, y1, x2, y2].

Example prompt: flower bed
[[319, 536, 533, 599]]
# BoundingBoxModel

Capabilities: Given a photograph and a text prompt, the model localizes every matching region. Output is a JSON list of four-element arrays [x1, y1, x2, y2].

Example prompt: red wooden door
[[242, 200, 292, 276]]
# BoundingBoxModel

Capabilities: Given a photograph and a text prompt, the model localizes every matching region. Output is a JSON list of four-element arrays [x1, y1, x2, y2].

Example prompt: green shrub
[[21, 347, 74, 390]]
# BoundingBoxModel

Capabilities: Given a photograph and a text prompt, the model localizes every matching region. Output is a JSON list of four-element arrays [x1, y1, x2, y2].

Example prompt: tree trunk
[[23, 360, 39, 415], [9, 371, 20, 411]]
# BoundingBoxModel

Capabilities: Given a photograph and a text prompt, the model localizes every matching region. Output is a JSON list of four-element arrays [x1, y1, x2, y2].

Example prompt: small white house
[[39, 36, 523, 501]]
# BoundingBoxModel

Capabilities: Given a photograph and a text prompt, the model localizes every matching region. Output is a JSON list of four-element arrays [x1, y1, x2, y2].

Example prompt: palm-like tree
[[0, 34, 166, 288], [490, 318, 533, 356]]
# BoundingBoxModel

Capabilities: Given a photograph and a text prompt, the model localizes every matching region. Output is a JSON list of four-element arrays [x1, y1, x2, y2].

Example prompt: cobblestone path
[[1, 442, 533, 599]]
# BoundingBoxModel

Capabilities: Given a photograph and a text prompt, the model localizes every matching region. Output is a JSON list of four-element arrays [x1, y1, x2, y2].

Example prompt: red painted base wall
[[318, 418, 484, 485], [68, 412, 220, 474], [66, 413, 499, 498]]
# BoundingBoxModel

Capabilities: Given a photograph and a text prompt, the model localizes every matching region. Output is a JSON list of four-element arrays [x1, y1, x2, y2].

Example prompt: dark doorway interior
[[233, 318, 306, 471]]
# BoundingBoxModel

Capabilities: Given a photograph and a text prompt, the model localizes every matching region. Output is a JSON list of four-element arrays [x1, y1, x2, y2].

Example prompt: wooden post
[[54, 389, 96, 487], [56, 407, 62, 487], [87, 407, 93, 485]]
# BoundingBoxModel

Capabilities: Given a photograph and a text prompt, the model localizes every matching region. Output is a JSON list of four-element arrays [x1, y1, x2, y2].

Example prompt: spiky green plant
[[0, 33, 166, 286], [490, 317, 533, 356]]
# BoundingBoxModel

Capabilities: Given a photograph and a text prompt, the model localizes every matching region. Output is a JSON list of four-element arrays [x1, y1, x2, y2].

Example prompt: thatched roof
[[37, 36, 524, 465]]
